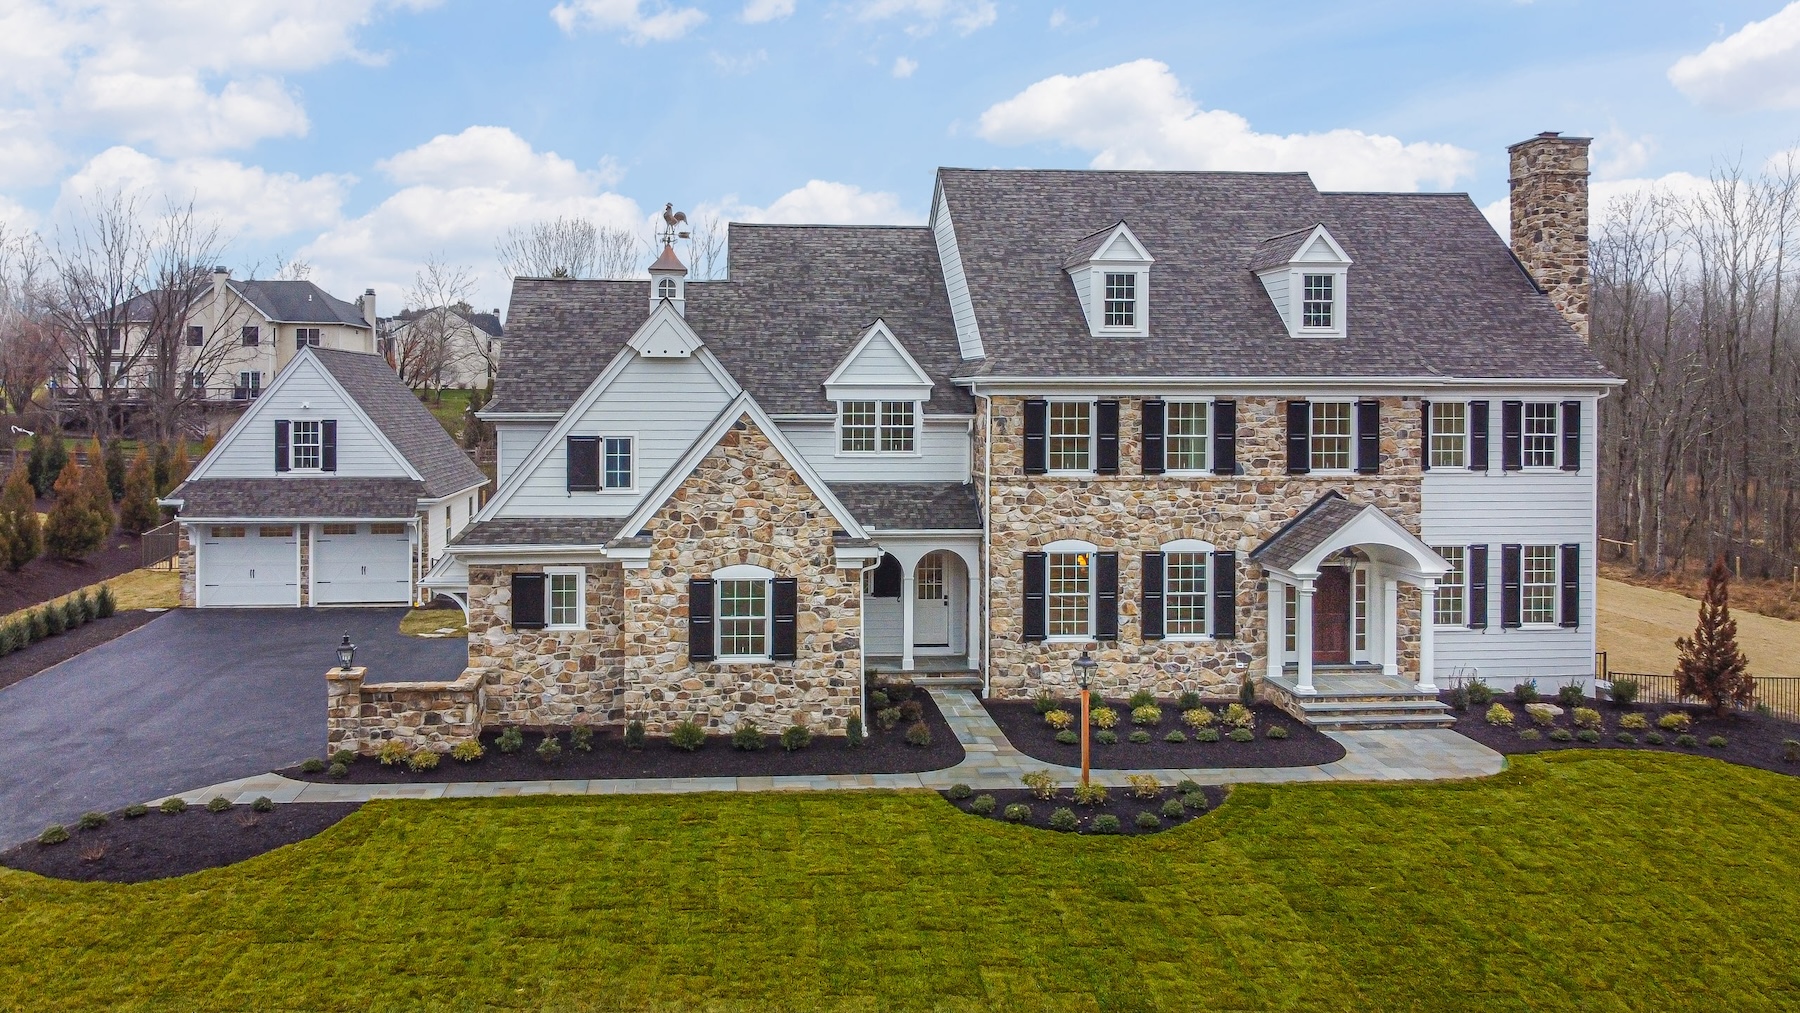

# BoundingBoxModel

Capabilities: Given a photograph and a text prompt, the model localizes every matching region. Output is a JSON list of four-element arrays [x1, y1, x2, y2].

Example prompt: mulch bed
[[0, 531, 143, 617], [984, 697, 1346, 769], [940, 784, 1231, 836], [1443, 691, 1800, 776], [1, 802, 362, 884], [283, 684, 963, 783], [0, 610, 160, 692]]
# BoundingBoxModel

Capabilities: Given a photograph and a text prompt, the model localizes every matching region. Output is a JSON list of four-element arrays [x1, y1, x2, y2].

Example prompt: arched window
[[657, 278, 678, 300]]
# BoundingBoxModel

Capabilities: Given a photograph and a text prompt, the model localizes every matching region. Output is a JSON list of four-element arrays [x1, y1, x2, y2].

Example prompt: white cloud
[[857, 0, 995, 36], [892, 56, 918, 78], [550, 0, 707, 42], [716, 180, 922, 225], [56, 145, 351, 237], [711, 49, 770, 74], [1593, 128, 1655, 180], [741, 0, 794, 22], [377, 126, 612, 194], [1669, 2, 1800, 110], [978, 59, 1474, 192], [1479, 170, 1714, 241], [69, 73, 309, 154]]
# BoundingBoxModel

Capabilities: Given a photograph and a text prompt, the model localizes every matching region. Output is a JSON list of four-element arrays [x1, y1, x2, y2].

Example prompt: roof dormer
[[1063, 221, 1153, 338], [649, 242, 687, 316], [1252, 224, 1352, 338]]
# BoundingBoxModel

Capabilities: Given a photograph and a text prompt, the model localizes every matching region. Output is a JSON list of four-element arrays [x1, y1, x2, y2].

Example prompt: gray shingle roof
[[233, 280, 370, 327], [309, 348, 488, 499], [168, 477, 423, 518], [453, 517, 624, 547], [936, 168, 1613, 382], [829, 482, 982, 531], [1249, 225, 1321, 271], [1060, 222, 1123, 269], [1249, 491, 1364, 570]]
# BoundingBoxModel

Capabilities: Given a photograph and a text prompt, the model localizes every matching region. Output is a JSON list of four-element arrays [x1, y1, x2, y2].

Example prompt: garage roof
[[167, 477, 425, 519]]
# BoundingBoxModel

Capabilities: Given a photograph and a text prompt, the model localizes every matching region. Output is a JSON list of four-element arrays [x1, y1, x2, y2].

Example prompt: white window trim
[[1432, 545, 1466, 627], [1161, 399, 1212, 474], [544, 566, 586, 631], [713, 563, 775, 663], [1160, 538, 1215, 642], [1043, 538, 1097, 643], [1292, 266, 1348, 337], [1520, 545, 1560, 629], [290, 419, 323, 473], [1046, 398, 1096, 476], [1521, 402, 1562, 471], [1428, 402, 1469, 470], [1308, 400, 1357, 476], [833, 399, 922, 458], [601, 434, 637, 492]]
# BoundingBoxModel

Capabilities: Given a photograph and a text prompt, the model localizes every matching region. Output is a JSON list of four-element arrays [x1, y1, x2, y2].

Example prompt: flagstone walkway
[[157, 688, 1505, 807]]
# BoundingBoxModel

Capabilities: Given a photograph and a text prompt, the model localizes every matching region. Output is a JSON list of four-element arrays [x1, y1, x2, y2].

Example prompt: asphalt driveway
[[0, 608, 467, 846]]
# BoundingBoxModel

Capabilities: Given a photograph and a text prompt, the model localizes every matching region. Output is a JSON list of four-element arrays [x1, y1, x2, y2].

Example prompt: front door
[[913, 552, 951, 647], [1312, 566, 1351, 664]]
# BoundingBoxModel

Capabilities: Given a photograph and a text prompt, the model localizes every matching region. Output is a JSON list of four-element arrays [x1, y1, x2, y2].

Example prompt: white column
[[1382, 579, 1400, 676], [1295, 577, 1316, 694], [966, 568, 981, 671], [1266, 578, 1284, 681], [901, 572, 916, 672], [1417, 580, 1438, 692]]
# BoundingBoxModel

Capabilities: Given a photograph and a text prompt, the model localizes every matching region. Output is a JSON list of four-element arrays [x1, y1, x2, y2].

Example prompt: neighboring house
[[379, 304, 503, 391], [162, 346, 487, 607], [400, 131, 1612, 742]]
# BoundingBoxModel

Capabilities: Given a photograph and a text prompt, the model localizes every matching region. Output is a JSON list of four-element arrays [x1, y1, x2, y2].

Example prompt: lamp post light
[[1074, 650, 1098, 788], [335, 633, 356, 673]]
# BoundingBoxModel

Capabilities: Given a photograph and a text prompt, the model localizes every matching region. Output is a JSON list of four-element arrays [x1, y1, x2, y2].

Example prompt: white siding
[[779, 417, 971, 482], [932, 187, 983, 361], [496, 353, 733, 517], [1257, 272, 1290, 330], [866, 598, 903, 655], [834, 332, 920, 386], [1068, 264, 1093, 331], [198, 357, 410, 479], [496, 422, 553, 486], [1423, 395, 1598, 688]]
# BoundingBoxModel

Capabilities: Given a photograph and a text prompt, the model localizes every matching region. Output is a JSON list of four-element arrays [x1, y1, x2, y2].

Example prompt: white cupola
[[649, 242, 687, 316]]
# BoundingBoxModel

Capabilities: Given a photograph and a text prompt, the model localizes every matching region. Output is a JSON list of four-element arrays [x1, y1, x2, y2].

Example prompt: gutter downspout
[[980, 394, 992, 698]]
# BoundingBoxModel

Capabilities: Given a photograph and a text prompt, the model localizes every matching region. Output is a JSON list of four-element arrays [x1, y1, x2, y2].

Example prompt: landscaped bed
[[284, 682, 962, 782], [983, 692, 1346, 768], [0, 609, 158, 692], [0, 531, 142, 617], [939, 777, 1230, 835], [1, 800, 361, 884]]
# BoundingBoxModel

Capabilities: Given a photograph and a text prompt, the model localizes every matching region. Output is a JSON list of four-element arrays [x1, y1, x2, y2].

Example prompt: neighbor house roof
[[829, 482, 982, 531], [167, 477, 424, 519], [230, 279, 370, 327], [452, 517, 625, 547], [309, 347, 488, 498]]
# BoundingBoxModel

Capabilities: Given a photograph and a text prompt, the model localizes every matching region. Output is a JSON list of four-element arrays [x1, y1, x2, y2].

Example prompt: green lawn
[[3, 751, 1798, 1010], [419, 388, 475, 439]]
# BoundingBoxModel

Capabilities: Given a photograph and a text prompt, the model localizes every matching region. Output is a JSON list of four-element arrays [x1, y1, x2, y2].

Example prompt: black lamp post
[[335, 633, 356, 672], [1074, 650, 1097, 787]]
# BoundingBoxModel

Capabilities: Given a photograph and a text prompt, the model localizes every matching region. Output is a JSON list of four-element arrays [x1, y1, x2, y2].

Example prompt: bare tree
[[134, 202, 252, 444], [41, 191, 156, 438], [685, 211, 727, 281], [496, 216, 640, 280], [0, 227, 56, 418], [392, 256, 478, 392]]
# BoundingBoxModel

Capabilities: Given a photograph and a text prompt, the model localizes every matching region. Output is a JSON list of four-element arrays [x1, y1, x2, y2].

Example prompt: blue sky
[[3, 0, 1797, 313]]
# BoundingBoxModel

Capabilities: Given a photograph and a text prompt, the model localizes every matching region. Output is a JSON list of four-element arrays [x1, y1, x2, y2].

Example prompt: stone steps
[[1266, 682, 1456, 730], [1306, 711, 1458, 731]]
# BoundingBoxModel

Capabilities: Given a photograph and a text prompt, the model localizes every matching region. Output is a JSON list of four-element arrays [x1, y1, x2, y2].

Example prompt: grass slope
[[1599, 577, 1800, 676], [1, 752, 1797, 1010]]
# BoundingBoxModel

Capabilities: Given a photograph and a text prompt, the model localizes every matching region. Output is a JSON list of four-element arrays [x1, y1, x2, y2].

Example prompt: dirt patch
[[940, 784, 1231, 836], [1602, 560, 1800, 622], [1443, 691, 1800, 776], [1598, 577, 1800, 676], [1, 802, 362, 883], [0, 610, 160, 692], [285, 684, 963, 782], [0, 532, 144, 618], [983, 697, 1345, 769]]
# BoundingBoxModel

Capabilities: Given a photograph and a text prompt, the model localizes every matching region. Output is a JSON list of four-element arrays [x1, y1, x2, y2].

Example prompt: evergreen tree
[[1675, 556, 1756, 716], [102, 439, 126, 502], [0, 460, 41, 571], [80, 448, 115, 538], [28, 434, 67, 499], [168, 442, 192, 491], [43, 458, 106, 559], [119, 448, 160, 535], [151, 441, 173, 496]]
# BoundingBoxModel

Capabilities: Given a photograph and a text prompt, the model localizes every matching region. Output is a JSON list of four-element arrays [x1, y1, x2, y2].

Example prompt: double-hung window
[[1522, 546, 1558, 625], [1310, 402, 1353, 471], [1048, 401, 1092, 472], [839, 400, 916, 454], [1434, 546, 1466, 625], [1164, 552, 1209, 637], [1164, 401, 1209, 472], [186, 326, 204, 347], [241, 326, 260, 346], [1103, 272, 1136, 327], [1301, 274, 1335, 328], [547, 569, 584, 629], [603, 437, 633, 490], [290, 420, 322, 470], [295, 327, 321, 350], [1523, 403, 1559, 467], [1429, 402, 1467, 468], [717, 578, 770, 659], [1047, 551, 1092, 638]]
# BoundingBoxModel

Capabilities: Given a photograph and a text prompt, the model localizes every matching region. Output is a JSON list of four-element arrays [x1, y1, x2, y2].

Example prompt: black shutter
[[320, 420, 337, 473], [1022, 552, 1047, 641], [1467, 544, 1489, 630], [1023, 399, 1048, 475], [1356, 399, 1380, 474], [274, 420, 290, 472], [1469, 400, 1490, 472], [1560, 544, 1580, 628], [688, 578, 715, 662], [1141, 551, 1165, 640], [1211, 551, 1236, 639], [1561, 401, 1581, 472], [1140, 399, 1165, 476], [1095, 552, 1119, 641], [1501, 401, 1524, 472], [566, 436, 600, 492], [511, 572, 546, 630], [1420, 399, 1431, 472], [1286, 401, 1311, 474], [1095, 399, 1120, 475], [1500, 544, 1522, 629], [771, 577, 798, 660], [1213, 399, 1236, 476]]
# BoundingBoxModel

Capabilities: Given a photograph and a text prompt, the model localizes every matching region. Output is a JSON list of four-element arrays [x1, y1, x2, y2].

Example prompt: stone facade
[[1509, 132, 1591, 342], [984, 394, 1427, 700], [465, 562, 623, 726], [325, 666, 482, 755], [177, 524, 196, 607]]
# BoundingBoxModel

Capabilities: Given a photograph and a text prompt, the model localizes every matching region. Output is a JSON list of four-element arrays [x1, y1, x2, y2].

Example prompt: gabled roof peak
[[1061, 220, 1153, 270]]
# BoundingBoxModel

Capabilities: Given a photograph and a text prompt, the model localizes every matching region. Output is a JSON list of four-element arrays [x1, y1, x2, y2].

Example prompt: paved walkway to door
[[159, 688, 1505, 806]]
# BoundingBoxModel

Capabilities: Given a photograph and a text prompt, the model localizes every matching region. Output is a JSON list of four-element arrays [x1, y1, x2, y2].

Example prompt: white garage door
[[313, 522, 413, 605], [198, 524, 299, 607]]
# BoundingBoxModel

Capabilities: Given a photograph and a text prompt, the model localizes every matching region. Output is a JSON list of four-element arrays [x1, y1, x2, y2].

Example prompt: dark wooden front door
[[1312, 567, 1351, 664]]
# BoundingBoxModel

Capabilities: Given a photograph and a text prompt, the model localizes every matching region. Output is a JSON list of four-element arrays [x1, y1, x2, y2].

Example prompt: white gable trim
[[1262, 505, 1449, 582], [617, 391, 868, 540], [1293, 224, 1351, 266], [930, 180, 985, 362], [1084, 222, 1154, 266], [184, 347, 420, 484], [626, 301, 704, 358], [822, 319, 934, 401]]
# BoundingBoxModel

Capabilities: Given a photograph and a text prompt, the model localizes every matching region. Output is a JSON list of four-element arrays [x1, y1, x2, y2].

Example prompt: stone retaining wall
[[325, 666, 483, 755]]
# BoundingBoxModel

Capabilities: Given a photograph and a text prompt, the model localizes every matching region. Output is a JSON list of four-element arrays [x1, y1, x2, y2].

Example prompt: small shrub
[[1161, 798, 1186, 820], [1676, 733, 1699, 748], [94, 584, 116, 618], [1227, 727, 1254, 743], [898, 699, 923, 722], [1182, 707, 1216, 730], [1571, 707, 1602, 730], [970, 795, 996, 816], [26, 609, 47, 642], [1785, 739, 1800, 763], [75, 589, 96, 623], [1181, 791, 1208, 812], [570, 726, 594, 753], [1549, 729, 1574, 742], [1519, 729, 1541, 741], [1022, 770, 1057, 799], [1619, 713, 1648, 731], [1616, 732, 1637, 744], [1706, 735, 1728, 749], [876, 707, 902, 730], [1164, 730, 1187, 743], [1130, 704, 1162, 726], [43, 604, 65, 636], [1526, 703, 1558, 727], [76, 811, 106, 830], [252, 796, 275, 813], [1127, 773, 1160, 798], [1448, 686, 1469, 713], [160, 798, 186, 814], [1576, 729, 1601, 744], [1266, 725, 1289, 740], [327, 762, 348, 778], [1557, 682, 1587, 710], [331, 749, 356, 766], [38, 825, 69, 846], [1048, 808, 1078, 832], [670, 721, 706, 752], [1177, 690, 1202, 710], [732, 723, 767, 751], [496, 727, 525, 754], [1221, 703, 1255, 729], [1031, 691, 1057, 714], [624, 720, 646, 750], [1090, 706, 1118, 729], [1044, 709, 1074, 730], [846, 715, 864, 748], [1128, 729, 1152, 744], [904, 721, 932, 747], [886, 683, 914, 703], [534, 733, 562, 763], [1091, 814, 1122, 835], [1645, 732, 1665, 746], [1610, 677, 1640, 706], [1135, 811, 1162, 830], [1128, 689, 1157, 709], [408, 748, 441, 771], [1095, 730, 1118, 745], [947, 783, 973, 800], [1486, 703, 1514, 727], [451, 740, 485, 762], [1003, 803, 1031, 823], [62, 597, 83, 629], [207, 796, 232, 813], [871, 690, 892, 710], [1176, 779, 1200, 793], [1195, 728, 1221, 743], [1658, 712, 1692, 732], [1514, 679, 1540, 704], [1055, 729, 1079, 745], [1239, 677, 1257, 708], [378, 739, 410, 766], [300, 757, 325, 774]]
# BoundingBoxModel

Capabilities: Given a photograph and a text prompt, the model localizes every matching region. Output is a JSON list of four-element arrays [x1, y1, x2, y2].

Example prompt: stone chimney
[[1508, 131, 1592, 342]]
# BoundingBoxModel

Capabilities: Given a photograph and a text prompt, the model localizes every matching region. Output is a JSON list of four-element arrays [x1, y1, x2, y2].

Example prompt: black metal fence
[[1606, 671, 1800, 723], [142, 520, 179, 570]]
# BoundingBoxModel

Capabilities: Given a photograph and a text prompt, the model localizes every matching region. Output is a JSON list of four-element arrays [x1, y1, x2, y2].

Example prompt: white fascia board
[[447, 545, 610, 563], [833, 545, 883, 569], [417, 480, 490, 507], [627, 302, 704, 358], [1295, 224, 1352, 265], [474, 410, 562, 422], [1284, 505, 1450, 579], [822, 318, 935, 393], [179, 514, 416, 524], [954, 375, 1625, 395]]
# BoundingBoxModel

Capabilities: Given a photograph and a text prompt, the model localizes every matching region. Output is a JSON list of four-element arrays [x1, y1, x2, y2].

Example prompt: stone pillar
[[1382, 579, 1400, 676], [1266, 578, 1285, 680], [1417, 582, 1438, 692], [1295, 577, 1315, 695], [901, 572, 915, 672], [1509, 131, 1592, 342], [324, 666, 366, 755]]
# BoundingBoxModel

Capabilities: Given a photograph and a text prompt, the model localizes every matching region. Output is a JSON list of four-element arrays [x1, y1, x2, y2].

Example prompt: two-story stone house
[[420, 131, 1614, 739]]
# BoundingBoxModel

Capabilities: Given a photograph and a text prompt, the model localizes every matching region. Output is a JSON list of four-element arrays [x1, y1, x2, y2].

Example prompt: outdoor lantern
[[1074, 650, 1098, 787], [1074, 650, 1097, 690], [336, 633, 356, 672]]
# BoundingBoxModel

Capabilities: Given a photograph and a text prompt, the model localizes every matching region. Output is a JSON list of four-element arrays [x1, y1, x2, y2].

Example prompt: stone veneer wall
[[985, 394, 1426, 700], [326, 667, 482, 754], [177, 523, 196, 607], [465, 563, 624, 726]]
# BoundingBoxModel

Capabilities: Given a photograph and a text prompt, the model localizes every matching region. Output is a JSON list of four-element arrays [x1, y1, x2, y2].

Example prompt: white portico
[[861, 533, 983, 676]]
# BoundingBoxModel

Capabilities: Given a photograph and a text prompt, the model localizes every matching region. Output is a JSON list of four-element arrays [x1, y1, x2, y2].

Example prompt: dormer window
[[1103, 273, 1137, 327], [1253, 224, 1351, 338], [1301, 274, 1335, 328], [1063, 222, 1153, 338]]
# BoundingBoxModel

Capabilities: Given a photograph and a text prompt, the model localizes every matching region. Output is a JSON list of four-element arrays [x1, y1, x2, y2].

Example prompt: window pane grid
[[718, 579, 768, 657], [1165, 401, 1209, 471], [879, 401, 915, 452], [1047, 553, 1090, 638], [1310, 402, 1352, 471], [1524, 403, 1559, 467], [1353, 568, 1368, 652], [1430, 402, 1467, 468], [840, 401, 876, 452], [1103, 273, 1136, 326], [291, 420, 321, 470], [1522, 546, 1558, 624], [1165, 552, 1208, 636], [1048, 402, 1091, 471], [604, 437, 632, 489], [1283, 584, 1297, 655], [548, 573, 580, 627], [1302, 274, 1334, 328], [1434, 546, 1465, 625]]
